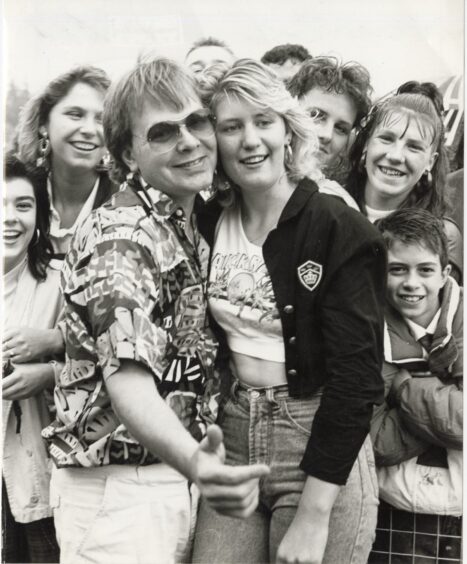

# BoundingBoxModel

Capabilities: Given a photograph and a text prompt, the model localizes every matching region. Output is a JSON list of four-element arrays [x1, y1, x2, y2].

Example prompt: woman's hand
[[2, 363, 55, 400], [3, 327, 64, 362], [192, 425, 270, 519], [276, 476, 340, 564]]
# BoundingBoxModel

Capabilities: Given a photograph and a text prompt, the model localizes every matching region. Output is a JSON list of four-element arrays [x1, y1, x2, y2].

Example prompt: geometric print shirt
[[42, 179, 219, 468]]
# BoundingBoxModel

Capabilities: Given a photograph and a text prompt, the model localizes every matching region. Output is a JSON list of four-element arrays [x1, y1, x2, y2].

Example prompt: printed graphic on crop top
[[207, 207, 284, 362]]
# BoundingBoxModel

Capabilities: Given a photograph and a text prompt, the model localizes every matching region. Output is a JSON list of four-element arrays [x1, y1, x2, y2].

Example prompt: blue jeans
[[192, 381, 379, 563]]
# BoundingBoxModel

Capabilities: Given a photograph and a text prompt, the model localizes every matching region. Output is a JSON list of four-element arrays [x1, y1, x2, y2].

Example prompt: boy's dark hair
[[261, 43, 311, 65], [185, 37, 235, 58], [4, 154, 53, 280], [288, 56, 372, 128], [377, 208, 449, 269]]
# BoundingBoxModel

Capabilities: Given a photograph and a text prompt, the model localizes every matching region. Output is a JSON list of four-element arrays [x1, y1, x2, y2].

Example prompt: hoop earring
[[36, 133, 51, 169], [284, 144, 293, 166], [358, 150, 367, 173]]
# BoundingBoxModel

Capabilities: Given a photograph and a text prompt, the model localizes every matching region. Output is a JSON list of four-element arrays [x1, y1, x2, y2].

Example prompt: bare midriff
[[230, 350, 288, 387]]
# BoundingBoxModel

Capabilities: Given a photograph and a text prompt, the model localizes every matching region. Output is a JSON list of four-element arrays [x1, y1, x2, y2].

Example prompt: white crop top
[[208, 206, 285, 362]]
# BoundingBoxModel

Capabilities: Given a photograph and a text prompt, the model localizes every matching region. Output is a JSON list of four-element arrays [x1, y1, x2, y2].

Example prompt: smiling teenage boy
[[369, 208, 463, 563]]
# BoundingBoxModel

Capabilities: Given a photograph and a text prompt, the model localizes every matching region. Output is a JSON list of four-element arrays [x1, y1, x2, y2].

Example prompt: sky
[[2, 0, 465, 99]]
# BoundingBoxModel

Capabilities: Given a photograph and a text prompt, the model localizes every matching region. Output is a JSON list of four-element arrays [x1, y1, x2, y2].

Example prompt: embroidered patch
[[297, 260, 322, 292]]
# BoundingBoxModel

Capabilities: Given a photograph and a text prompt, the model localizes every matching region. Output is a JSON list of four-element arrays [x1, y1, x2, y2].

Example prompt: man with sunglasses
[[42, 57, 269, 564]]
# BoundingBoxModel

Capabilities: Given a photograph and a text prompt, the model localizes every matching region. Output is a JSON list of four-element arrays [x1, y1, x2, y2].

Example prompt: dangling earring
[[36, 132, 51, 169], [96, 151, 111, 172], [424, 169, 433, 185], [284, 143, 293, 166], [358, 149, 367, 173], [126, 171, 136, 184]]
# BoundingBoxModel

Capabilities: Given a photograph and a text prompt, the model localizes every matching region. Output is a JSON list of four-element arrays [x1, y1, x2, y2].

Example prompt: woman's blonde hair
[[198, 58, 321, 204]]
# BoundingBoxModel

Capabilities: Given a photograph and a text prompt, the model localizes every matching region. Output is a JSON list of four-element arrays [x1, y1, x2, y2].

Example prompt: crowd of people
[[2, 36, 463, 564]]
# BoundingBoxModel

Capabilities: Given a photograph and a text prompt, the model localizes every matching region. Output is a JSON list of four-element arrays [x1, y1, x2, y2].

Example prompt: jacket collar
[[278, 177, 319, 224]]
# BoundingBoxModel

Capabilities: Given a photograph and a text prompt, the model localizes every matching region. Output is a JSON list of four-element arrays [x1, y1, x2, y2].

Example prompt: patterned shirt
[[42, 180, 219, 468]]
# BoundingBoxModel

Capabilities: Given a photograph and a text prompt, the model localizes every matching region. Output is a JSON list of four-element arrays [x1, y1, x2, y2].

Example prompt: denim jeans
[[192, 381, 379, 564]]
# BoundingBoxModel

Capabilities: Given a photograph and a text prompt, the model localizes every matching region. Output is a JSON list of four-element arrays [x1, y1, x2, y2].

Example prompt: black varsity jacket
[[198, 177, 387, 485]]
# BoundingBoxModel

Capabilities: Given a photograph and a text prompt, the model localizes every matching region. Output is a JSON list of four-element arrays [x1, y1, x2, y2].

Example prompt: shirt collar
[[47, 175, 100, 235], [405, 309, 442, 341]]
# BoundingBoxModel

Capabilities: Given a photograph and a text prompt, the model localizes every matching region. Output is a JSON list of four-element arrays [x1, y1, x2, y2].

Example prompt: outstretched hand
[[193, 425, 270, 519]]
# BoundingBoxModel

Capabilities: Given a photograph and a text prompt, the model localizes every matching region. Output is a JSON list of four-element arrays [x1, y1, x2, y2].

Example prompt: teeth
[[72, 142, 97, 151], [242, 156, 266, 164], [179, 157, 204, 168], [380, 166, 404, 177], [399, 295, 423, 303]]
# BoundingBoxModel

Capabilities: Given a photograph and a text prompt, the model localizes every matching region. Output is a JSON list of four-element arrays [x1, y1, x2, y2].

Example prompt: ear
[[427, 151, 438, 172], [122, 147, 139, 173], [441, 263, 452, 285]]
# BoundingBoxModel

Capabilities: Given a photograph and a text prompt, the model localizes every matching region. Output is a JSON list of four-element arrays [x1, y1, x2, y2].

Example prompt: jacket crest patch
[[297, 260, 322, 292]]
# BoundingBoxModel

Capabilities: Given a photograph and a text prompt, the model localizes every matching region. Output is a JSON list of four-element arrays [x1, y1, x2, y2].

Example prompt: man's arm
[[106, 359, 269, 518]]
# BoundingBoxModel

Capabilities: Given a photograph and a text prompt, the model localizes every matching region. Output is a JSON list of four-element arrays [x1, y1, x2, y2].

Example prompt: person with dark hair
[[370, 208, 462, 564], [261, 43, 311, 83], [192, 58, 385, 564], [185, 36, 236, 76], [346, 82, 463, 281], [288, 56, 372, 180], [2, 154, 63, 564], [42, 57, 268, 563]]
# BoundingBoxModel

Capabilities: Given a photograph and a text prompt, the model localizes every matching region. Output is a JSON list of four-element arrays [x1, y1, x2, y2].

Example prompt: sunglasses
[[136, 108, 215, 154]]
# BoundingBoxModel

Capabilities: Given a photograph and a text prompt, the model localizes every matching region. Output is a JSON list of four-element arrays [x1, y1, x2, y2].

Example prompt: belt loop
[[265, 387, 279, 406], [230, 379, 240, 402]]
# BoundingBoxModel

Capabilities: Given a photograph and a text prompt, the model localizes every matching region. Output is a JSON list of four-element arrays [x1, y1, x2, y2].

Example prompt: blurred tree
[[5, 82, 31, 152]]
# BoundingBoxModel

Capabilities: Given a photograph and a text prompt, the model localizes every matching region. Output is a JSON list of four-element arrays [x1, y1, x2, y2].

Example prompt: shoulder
[[94, 172, 120, 208], [298, 178, 383, 245]]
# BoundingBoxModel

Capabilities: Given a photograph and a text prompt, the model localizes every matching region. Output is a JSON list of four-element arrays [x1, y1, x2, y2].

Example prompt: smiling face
[[123, 97, 217, 207], [44, 81, 106, 173], [364, 111, 438, 210], [299, 87, 357, 167], [3, 177, 37, 274], [214, 96, 291, 194], [387, 240, 450, 328]]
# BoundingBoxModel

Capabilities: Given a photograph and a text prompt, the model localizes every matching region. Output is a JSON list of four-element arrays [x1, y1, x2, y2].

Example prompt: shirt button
[[30, 495, 39, 505], [289, 336, 297, 345], [288, 369, 297, 377], [284, 305, 294, 314]]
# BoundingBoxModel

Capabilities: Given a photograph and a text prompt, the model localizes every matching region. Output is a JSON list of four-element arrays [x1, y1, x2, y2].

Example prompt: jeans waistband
[[230, 379, 290, 403]]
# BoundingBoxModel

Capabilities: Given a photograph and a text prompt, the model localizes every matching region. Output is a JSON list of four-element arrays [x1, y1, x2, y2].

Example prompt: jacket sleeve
[[300, 235, 386, 485], [370, 362, 429, 466], [391, 375, 463, 449]]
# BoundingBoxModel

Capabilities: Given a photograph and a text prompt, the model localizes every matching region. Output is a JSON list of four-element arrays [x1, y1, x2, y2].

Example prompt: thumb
[[201, 424, 224, 454]]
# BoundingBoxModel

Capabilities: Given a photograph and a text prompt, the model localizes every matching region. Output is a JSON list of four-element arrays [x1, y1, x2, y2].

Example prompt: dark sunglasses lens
[[147, 122, 178, 144], [186, 112, 214, 133]]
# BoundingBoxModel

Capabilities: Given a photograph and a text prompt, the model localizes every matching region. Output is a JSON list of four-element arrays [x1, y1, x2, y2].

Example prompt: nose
[[402, 269, 420, 290], [79, 115, 100, 137], [176, 124, 201, 151], [385, 141, 405, 163], [316, 119, 333, 144], [241, 123, 261, 149], [3, 202, 17, 224]]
